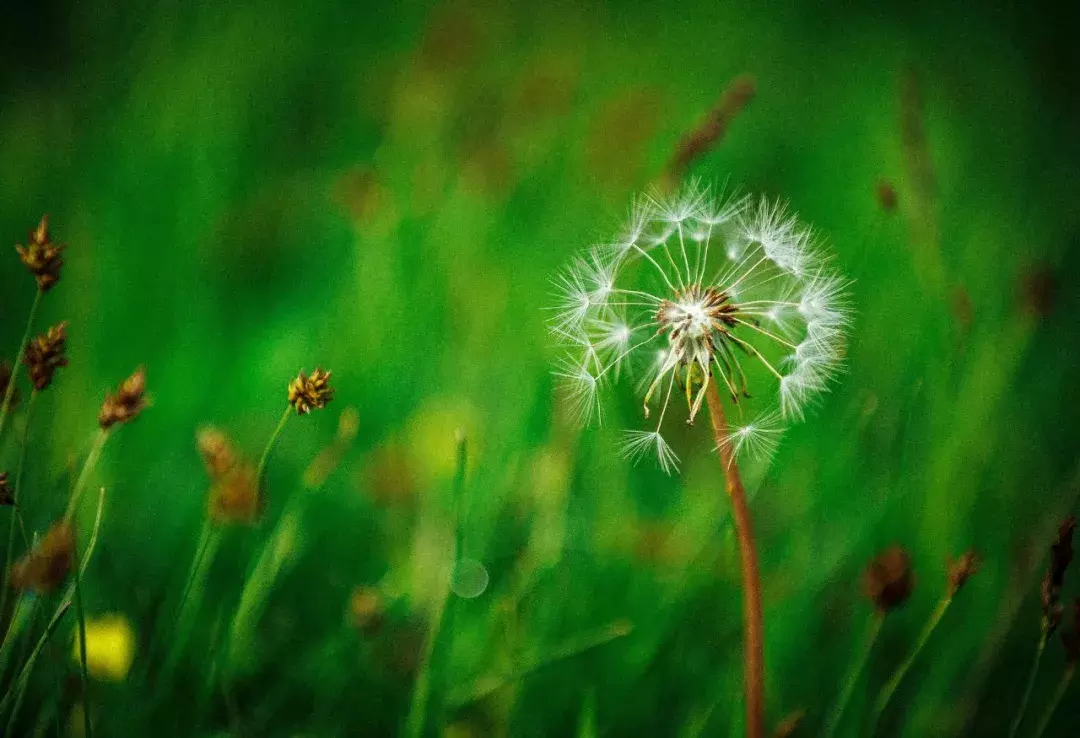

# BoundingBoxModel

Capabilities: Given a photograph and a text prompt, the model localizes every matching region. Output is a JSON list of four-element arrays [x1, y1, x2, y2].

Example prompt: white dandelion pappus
[[551, 182, 850, 473]]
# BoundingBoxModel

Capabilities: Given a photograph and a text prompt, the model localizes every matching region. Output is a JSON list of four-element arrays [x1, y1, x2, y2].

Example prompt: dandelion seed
[[719, 412, 785, 464], [620, 430, 680, 474], [552, 183, 849, 471]]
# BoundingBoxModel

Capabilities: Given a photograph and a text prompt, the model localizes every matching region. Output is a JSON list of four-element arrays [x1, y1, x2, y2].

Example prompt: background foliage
[[1, 0, 1079, 735]]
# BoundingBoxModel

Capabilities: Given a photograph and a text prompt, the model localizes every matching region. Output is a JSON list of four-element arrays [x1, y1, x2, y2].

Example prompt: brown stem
[[705, 382, 765, 738]]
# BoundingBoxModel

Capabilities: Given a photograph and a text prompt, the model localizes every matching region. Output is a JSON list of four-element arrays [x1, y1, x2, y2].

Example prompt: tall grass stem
[[0, 288, 42, 441]]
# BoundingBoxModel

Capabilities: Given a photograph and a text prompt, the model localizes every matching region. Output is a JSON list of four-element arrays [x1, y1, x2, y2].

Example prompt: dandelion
[[552, 182, 849, 472], [552, 182, 851, 738]]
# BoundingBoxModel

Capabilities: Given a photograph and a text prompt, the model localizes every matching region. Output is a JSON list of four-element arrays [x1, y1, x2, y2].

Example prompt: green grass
[[2, 0, 1079, 735]]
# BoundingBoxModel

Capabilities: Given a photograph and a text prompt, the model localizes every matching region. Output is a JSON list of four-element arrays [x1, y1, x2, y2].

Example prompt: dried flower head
[[98, 366, 148, 429], [0, 363, 19, 410], [9, 520, 75, 593], [15, 215, 65, 291], [863, 546, 914, 613], [947, 550, 980, 597], [1041, 515, 1075, 635], [198, 426, 261, 524], [197, 426, 240, 478], [0, 471, 12, 506], [207, 463, 261, 525], [552, 183, 849, 473], [288, 367, 334, 415], [349, 586, 385, 636], [24, 322, 69, 391]]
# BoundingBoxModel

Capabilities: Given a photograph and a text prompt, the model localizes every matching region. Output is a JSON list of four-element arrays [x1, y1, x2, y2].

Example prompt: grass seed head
[[288, 367, 334, 415], [15, 215, 65, 292], [947, 550, 980, 597], [9, 520, 75, 593], [349, 586, 385, 636], [197, 426, 262, 524], [1041, 515, 1075, 635], [863, 546, 914, 613], [24, 321, 70, 391], [98, 366, 148, 428]]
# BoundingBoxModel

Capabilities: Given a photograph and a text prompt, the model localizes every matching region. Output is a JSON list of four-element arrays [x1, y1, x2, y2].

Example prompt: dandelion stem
[[1008, 630, 1048, 738], [704, 382, 765, 738], [1032, 663, 1075, 738], [869, 595, 952, 731], [824, 611, 885, 738], [256, 406, 292, 495], [0, 288, 42, 442], [1, 391, 38, 626], [65, 429, 110, 521], [72, 539, 94, 738]]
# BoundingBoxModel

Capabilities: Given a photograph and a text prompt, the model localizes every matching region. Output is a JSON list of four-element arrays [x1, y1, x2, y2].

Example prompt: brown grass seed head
[[24, 321, 69, 391], [863, 546, 915, 613], [947, 550, 980, 597], [349, 586, 385, 636], [15, 215, 65, 292], [288, 367, 333, 415], [9, 520, 75, 593], [207, 462, 262, 525], [197, 426, 262, 524], [1041, 515, 1076, 635], [98, 366, 148, 429]]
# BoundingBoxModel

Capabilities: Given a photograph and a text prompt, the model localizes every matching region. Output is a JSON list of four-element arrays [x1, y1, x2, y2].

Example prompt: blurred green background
[[2, 0, 1079, 735]]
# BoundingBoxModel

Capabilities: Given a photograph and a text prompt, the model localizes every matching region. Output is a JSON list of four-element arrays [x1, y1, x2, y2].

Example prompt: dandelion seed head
[[551, 182, 850, 472]]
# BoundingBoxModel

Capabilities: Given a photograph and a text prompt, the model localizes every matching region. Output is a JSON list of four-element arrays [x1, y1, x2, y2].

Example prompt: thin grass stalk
[[164, 522, 223, 673], [823, 611, 885, 737], [404, 434, 467, 738], [1032, 663, 1075, 738], [0, 600, 71, 726], [1007, 629, 1047, 738], [225, 503, 300, 670], [72, 542, 93, 738], [704, 382, 765, 738], [256, 406, 292, 493], [0, 288, 42, 441], [869, 594, 953, 730], [65, 429, 110, 520], [1, 390, 38, 628], [448, 618, 633, 708], [2, 485, 104, 730]]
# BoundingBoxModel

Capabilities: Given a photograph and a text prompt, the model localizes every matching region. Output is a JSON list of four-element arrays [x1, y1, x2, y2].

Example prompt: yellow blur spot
[[73, 613, 135, 681]]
